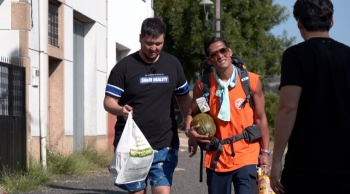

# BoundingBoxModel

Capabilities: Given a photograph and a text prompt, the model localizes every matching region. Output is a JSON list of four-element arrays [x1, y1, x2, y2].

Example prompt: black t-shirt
[[105, 51, 189, 150], [280, 37, 350, 174]]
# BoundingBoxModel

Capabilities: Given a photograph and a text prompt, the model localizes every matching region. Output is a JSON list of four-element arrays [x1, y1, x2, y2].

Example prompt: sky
[[270, 0, 350, 46]]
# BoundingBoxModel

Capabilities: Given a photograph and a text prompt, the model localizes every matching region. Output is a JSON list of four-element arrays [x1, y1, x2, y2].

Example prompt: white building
[[0, 0, 153, 164]]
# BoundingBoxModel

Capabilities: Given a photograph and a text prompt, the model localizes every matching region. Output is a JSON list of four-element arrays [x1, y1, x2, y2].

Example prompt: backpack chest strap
[[209, 134, 245, 170], [198, 124, 261, 182]]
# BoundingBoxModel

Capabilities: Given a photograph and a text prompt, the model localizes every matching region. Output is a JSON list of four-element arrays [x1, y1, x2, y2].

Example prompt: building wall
[[0, 0, 20, 57], [27, 0, 109, 155], [107, 0, 154, 73], [0, 0, 154, 160]]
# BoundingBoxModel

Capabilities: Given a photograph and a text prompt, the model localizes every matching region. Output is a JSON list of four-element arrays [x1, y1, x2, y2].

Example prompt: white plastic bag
[[109, 112, 154, 184]]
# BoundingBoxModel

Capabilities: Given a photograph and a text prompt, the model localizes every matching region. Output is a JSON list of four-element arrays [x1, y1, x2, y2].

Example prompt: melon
[[191, 113, 216, 138]]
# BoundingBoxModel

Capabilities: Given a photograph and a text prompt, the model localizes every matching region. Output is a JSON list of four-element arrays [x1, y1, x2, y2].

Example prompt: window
[[48, 2, 59, 47], [0, 66, 9, 116]]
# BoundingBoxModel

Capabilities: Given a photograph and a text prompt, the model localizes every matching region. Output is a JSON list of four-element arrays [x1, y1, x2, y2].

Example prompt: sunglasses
[[209, 47, 229, 60]]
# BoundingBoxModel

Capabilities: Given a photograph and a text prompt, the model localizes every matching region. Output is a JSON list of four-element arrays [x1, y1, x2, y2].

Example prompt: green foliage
[[264, 91, 279, 141], [81, 148, 111, 168], [0, 159, 52, 192], [155, 0, 213, 81], [47, 151, 93, 176], [222, 0, 295, 84], [155, 0, 292, 142], [47, 148, 112, 175], [155, 0, 295, 84]]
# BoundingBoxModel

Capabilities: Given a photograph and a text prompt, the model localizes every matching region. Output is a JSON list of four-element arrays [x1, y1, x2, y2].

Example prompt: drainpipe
[[38, 0, 47, 168]]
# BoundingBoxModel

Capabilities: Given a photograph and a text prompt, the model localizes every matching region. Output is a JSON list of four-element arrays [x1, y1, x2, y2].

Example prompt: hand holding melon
[[190, 113, 216, 138]]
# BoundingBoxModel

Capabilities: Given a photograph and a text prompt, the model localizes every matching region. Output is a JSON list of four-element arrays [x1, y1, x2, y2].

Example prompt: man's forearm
[[261, 130, 270, 150], [185, 114, 193, 129], [256, 119, 270, 150], [273, 108, 296, 163], [105, 104, 123, 116], [273, 85, 301, 163], [176, 94, 192, 121], [104, 96, 123, 116]]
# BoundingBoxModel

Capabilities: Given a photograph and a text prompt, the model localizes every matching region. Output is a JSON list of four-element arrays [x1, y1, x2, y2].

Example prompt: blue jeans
[[115, 146, 179, 192], [207, 164, 257, 194]]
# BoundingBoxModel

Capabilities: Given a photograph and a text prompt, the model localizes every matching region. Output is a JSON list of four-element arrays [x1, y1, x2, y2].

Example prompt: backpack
[[197, 56, 260, 182]]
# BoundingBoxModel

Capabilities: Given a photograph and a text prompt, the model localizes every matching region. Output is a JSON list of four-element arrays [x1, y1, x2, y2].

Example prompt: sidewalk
[[15, 130, 279, 194], [18, 136, 208, 194], [178, 129, 188, 148]]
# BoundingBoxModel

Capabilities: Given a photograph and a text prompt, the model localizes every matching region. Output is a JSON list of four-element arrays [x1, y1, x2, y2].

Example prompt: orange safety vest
[[197, 72, 260, 172]]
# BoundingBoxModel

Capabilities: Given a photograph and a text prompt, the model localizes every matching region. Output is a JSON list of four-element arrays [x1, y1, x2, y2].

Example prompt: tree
[[154, 0, 295, 83], [221, 0, 295, 85], [155, 0, 294, 136], [264, 91, 280, 141], [154, 0, 213, 81]]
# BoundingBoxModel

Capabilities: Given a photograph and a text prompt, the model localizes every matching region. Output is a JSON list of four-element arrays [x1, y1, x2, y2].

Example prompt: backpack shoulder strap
[[231, 56, 254, 109], [198, 73, 210, 183], [236, 66, 255, 109], [200, 73, 211, 103]]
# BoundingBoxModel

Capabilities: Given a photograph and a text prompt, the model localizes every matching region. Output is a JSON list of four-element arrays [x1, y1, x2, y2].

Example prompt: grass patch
[[81, 148, 111, 169], [47, 149, 112, 175], [0, 148, 112, 193], [47, 151, 93, 176], [0, 160, 52, 192]]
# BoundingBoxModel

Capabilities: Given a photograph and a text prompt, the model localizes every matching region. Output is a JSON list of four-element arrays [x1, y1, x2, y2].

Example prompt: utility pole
[[199, 0, 221, 37], [215, 0, 221, 37]]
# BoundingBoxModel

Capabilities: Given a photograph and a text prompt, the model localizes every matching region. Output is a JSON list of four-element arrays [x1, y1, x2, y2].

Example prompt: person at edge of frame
[[103, 17, 194, 194], [270, 0, 350, 194], [185, 36, 271, 194]]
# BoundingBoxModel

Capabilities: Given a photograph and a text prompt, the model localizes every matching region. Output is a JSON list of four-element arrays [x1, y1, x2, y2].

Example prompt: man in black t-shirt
[[271, 1, 350, 193], [104, 17, 192, 194]]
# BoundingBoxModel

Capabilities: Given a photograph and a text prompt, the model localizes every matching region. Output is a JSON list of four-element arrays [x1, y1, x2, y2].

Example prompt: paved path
[[18, 132, 214, 194], [17, 131, 280, 194], [20, 149, 210, 194]]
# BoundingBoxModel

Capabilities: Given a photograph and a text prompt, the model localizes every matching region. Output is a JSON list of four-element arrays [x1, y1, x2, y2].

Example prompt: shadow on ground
[[46, 184, 125, 194]]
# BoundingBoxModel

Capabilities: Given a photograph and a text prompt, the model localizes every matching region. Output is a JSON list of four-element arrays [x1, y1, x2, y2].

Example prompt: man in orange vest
[[185, 37, 271, 194]]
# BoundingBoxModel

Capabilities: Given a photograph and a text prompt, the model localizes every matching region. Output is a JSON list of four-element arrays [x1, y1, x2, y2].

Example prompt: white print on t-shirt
[[139, 76, 170, 84], [235, 98, 244, 109]]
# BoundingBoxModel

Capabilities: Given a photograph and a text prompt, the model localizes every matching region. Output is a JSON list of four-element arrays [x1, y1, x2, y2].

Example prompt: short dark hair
[[140, 17, 166, 37], [293, 0, 333, 31], [204, 37, 229, 56]]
